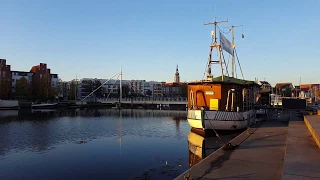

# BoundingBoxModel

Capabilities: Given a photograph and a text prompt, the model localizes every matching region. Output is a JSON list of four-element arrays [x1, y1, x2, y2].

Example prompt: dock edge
[[174, 121, 261, 180], [304, 116, 320, 149]]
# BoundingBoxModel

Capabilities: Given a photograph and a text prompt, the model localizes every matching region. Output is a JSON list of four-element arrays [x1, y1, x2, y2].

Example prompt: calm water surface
[[0, 109, 239, 180]]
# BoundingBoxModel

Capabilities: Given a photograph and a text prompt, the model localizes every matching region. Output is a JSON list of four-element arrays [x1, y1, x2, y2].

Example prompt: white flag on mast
[[219, 32, 234, 56]]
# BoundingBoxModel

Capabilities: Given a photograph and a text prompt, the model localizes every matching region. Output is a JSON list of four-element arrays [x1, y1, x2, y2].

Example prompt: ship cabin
[[188, 76, 260, 112]]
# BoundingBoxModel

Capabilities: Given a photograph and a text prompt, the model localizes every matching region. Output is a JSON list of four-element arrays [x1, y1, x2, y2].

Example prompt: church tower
[[174, 64, 180, 83]]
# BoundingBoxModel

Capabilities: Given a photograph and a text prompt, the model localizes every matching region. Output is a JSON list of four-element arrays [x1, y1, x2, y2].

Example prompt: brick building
[[274, 82, 294, 97], [163, 82, 187, 97], [162, 65, 187, 97], [0, 59, 59, 100], [0, 59, 12, 99], [30, 63, 53, 99]]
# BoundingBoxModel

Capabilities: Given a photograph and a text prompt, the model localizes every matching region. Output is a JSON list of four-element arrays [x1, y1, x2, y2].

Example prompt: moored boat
[[187, 18, 260, 131], [0, 100, 19, 110], [31, 102, 58, 109]]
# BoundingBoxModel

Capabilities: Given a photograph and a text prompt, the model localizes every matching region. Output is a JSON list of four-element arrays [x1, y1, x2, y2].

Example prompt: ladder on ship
[[243, 88, 253, 111]]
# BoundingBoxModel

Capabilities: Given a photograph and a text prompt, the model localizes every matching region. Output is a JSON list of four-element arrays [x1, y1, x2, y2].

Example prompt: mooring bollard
[[247, 114, 250, 128], [246, 114, 250, 134]]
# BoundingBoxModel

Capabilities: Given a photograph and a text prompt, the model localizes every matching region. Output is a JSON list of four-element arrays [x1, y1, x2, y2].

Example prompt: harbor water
[[0, 109, 240, 180]]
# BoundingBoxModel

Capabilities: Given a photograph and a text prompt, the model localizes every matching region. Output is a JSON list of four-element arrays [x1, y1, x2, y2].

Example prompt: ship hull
[[187, 109, 256, 131], [31, 103, 57, 109], [0, 100, 20, 110]]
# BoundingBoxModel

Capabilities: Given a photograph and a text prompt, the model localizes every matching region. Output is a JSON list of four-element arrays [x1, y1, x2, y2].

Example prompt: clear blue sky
[[0, 0, 319, 86]]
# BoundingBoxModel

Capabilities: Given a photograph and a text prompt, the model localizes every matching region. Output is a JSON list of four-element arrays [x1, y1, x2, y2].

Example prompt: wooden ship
[[187, 18, 260, 131]]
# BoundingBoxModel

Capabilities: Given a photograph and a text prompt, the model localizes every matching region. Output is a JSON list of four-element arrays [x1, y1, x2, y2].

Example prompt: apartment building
[[0, 59, 12, 99], [0, 59, 59, 99], [75, 78, 164, 99], [11, 71, 33, 93]]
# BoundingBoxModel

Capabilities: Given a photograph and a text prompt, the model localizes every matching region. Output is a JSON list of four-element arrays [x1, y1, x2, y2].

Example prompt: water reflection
[[0, 108, 191, 180], [188, 130, 240, 168], [0, 109, 187, 157], [0, 110, 19, 117], [0, 109, 187, 121]]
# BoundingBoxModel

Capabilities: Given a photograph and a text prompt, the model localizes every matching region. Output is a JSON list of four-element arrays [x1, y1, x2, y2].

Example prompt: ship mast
[[204, 17, 228, 81], [224, 25, 243, 78]]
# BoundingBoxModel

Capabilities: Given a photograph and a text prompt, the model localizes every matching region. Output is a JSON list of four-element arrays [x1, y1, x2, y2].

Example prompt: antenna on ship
[[204, 17, 228, 81], [224, 25, 243, 78]]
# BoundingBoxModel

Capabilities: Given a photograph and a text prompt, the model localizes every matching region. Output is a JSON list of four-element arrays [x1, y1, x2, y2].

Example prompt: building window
[[12, 79, 15, 82], [2, 71, 6, 77]]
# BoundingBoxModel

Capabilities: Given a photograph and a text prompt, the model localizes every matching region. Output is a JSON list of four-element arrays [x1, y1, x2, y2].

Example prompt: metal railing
[[90, 97, 188, 103]]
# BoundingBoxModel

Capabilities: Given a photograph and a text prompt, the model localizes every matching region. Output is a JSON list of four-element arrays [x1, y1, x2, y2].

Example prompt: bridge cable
[[81, 72, 120, 101]]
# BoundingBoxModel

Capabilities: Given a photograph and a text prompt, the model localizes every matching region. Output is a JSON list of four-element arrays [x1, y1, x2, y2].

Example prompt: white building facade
[[76, 78, 164, 99], [51, 74, 59, 87], [11, 71, 33, 93]]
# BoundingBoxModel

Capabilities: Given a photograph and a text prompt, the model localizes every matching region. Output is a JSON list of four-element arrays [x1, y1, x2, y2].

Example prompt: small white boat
[[31, 102, 57, 109], [0, 100, 19, 110]]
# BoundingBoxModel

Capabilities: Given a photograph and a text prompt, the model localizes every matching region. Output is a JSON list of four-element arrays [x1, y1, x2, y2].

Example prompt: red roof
[[300, 84, 311, 89], [30, 65, 40, 72], [275, 82, 292, 89], [164, 82, 187, 87]]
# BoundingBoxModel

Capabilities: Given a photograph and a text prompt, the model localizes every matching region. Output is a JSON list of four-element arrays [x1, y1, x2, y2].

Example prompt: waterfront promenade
[[175, 110, 320, 180]]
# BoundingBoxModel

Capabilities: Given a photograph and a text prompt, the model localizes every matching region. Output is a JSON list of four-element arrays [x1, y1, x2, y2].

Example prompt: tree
[[0, 79, 10, 99], [52, 78, 63, 99], [93, 79, 104, 98], [38, 74, 50, 100], [68, 81, 77, 100], [15, 77, 32, 99], [80, 79, 104, 98], [146, 89, 152, 97]]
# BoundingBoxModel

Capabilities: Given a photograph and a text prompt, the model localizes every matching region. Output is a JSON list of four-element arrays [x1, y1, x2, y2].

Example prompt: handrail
[[93, 97, 187, 103]]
